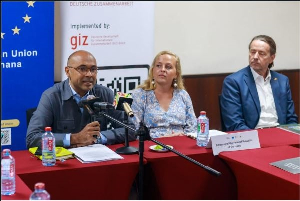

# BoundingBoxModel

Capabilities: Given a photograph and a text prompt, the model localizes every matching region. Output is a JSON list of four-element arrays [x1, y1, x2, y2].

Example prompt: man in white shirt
[[220, 35, 298, 131]]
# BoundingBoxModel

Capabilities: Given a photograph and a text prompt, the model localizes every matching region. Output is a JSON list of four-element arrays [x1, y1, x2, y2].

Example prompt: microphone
[[123, 102, 134, 117], [93, 102, 114, 110], [78, 97, 102, 110], [114, 92, 133, 111], [78, 96, 99, 115], [79, 96, 113, 111], [87, 95, 96, 100]]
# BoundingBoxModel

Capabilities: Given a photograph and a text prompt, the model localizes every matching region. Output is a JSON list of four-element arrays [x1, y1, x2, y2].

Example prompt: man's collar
[[68, 81, 89, 98], [62, 79, 74, 101], [250, 67, 271, 81]]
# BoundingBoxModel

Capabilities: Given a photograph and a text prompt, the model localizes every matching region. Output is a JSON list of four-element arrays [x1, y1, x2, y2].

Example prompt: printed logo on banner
[[102, 76, 140, 94], [98, 65, 149, 95], [1, 128, 12, 146], [60, 2, 154, 81]]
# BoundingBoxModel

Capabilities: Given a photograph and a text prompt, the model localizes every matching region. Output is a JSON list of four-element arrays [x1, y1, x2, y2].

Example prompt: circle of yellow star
[[27, 1, 35, 7], [23, 14, 31, 23], [12, 26, 21, 35], [1, 32, 5, 39]]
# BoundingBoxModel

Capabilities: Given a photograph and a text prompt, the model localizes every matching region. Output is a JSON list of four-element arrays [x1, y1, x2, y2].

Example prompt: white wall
[[154, 1, 300, 75], [55, 1, 300, 81]]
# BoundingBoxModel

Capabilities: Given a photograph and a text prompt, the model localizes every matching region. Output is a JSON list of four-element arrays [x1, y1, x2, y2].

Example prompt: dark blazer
[[220, 66, 298, 131], [26, 79, 136, 148]]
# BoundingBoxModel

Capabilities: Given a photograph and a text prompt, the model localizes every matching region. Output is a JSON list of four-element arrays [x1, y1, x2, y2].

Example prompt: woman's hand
[[161, 132, 185, 138]]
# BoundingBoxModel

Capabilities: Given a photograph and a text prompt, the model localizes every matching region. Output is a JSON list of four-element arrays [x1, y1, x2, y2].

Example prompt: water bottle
[[29, 182, 50, 200], [197, 111, 209, 147], [42, 127, 56, 166], [1, 149, 15, 195]]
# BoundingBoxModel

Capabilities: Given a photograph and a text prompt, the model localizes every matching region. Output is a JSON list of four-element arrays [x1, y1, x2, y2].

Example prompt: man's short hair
[[248, 35, 276, 68]]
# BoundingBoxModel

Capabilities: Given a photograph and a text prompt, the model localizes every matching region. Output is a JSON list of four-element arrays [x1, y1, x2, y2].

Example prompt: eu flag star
[[27, 1, 35, 7], [12, 26, 21, 35], [23, 14, 32, 23], [1, 32, 5, 39]]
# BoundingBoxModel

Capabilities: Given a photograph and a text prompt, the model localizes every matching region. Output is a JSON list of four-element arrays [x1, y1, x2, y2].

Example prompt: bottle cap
[[200, 111, 206, 115], [2, 149, 11, 156], [35, 182, 45, 190], [45, 127, 52, 131]]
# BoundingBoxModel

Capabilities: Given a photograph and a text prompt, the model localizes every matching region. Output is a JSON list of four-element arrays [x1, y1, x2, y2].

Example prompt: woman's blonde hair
[[137, 50, 185, 90]]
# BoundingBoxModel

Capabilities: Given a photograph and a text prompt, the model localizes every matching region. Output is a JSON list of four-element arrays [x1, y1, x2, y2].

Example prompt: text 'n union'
[[11, 49, 38, 57]]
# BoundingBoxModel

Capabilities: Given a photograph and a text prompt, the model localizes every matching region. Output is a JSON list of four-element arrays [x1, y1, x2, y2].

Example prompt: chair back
[[26, 108, 37, 127], [218, 95, 226, 131]]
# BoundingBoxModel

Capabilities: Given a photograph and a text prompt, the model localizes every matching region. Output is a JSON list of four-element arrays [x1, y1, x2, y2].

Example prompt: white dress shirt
[[250, 67, 279, 129]]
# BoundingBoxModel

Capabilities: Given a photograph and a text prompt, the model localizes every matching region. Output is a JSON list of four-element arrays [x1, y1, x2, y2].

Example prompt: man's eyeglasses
[[67, 65, 100, 75]]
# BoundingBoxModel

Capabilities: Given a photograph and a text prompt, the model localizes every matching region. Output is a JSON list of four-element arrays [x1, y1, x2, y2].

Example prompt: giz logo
[[70, 34, 88, 50]]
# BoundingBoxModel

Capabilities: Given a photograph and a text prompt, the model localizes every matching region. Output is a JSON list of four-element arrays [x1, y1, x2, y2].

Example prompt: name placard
[[211, 130, 261, 155]]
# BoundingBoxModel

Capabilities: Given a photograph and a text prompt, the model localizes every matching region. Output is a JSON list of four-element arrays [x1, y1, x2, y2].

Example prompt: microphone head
[[114, 92, 133, 110], [93, 102, 114, 110], [79, 97, 101, 109], [123, 102, 134, 117], [87, 95, 96, 100]]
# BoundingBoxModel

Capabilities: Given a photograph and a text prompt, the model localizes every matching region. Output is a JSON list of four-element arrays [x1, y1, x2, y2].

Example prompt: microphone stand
[[96, 111, 221, 200], [83, 104, 101, 140], [136, 122, 147, 200], [116, 112, 138, 155]]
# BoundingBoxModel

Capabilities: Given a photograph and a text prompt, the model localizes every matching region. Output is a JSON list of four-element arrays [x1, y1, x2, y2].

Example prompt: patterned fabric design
[[131, 88, 197, 138]]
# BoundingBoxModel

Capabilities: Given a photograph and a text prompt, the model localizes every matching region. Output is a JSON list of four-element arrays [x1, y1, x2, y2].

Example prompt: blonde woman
[[131, 51, 197, 138]]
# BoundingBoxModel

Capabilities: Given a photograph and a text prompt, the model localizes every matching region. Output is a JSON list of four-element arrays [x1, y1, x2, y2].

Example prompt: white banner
[[98, 65, 149, 94], [60, 1, 154, 88]]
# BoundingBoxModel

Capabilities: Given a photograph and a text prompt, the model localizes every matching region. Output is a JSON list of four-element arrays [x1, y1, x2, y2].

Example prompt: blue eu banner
[[1, 2, 54, 151]]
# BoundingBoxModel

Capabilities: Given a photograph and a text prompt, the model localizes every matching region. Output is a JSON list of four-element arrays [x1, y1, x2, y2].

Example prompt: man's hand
[[70, 121, 100, 147]]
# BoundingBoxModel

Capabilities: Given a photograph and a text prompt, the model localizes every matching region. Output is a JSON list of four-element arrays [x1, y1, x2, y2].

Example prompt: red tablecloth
[[219, 145, 300, 200], [130, 136, 237, 200], [2, 144, 140, 200], [3, 127, 299, 200], [255, 127, 300, 148], [1, 175, 32, 200]]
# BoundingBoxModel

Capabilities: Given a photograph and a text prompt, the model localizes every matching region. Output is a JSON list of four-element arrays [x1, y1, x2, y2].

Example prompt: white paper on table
[[69, 144, 124, 163]]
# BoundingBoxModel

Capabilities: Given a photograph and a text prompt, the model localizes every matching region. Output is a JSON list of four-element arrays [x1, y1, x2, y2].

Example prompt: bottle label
[[47, 138, 54, 151], [201, 122, 205, 133], [9, 164, 14, 177]]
